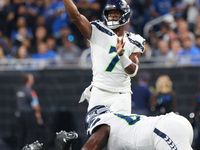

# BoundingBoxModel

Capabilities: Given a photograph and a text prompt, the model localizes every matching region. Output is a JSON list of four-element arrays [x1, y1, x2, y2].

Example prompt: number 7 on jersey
[[105, 46, 124, 72]]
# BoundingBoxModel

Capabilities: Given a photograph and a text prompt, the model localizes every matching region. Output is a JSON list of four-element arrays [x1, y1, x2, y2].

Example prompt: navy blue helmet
[[103, 0, 131, 29], [84, 105, 111, 133]]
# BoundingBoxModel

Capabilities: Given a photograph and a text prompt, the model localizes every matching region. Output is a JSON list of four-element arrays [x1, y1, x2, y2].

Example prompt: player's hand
[[22, 140, 43, 150], [116, 37, 125, 56], [56, 130, 78, 150]]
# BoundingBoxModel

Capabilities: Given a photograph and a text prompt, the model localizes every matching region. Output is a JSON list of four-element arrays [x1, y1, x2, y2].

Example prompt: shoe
[[56, 130, 78, 150], [22, 140, 43, 150]]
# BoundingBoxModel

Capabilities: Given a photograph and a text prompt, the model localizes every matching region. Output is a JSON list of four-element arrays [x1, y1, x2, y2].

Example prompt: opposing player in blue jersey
[[63, 0, 146, 114]]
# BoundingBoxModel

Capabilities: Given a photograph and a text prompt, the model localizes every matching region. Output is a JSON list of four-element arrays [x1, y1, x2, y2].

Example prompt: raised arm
[[62, 0, 92, 39]]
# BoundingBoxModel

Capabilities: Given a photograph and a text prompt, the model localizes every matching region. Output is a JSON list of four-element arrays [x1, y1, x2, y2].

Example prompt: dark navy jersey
[[16, 86, 38, 112]]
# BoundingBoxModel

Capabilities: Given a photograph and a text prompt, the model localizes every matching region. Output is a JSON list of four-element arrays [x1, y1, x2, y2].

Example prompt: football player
[[63, 0, 146, 114], [82, 105, 194, 150], [23, 105, 194, 150], [84, 105, 193, 150]]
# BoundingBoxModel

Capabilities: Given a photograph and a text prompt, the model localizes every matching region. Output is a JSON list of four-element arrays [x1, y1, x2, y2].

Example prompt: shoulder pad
[[127, 33, 146, 52], [90, 20, 102, 25], [90, 20, 115, 36], [86, 117, 101, 137], [135, 34, 146, 45]]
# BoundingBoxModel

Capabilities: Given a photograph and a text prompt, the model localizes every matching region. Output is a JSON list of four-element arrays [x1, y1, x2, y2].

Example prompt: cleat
[[22, 140, 43, 150], [56, 131, 78, 150]]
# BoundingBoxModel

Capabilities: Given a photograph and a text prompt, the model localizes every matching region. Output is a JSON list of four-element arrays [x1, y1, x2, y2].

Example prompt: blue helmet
[[103, 0, 131, 29], [84, 105, 111, 132]]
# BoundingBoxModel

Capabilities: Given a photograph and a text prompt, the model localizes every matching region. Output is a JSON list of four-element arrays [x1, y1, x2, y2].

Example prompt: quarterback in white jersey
[[63, 0, 145, 114], [90, 20, 145, 93], [87, 20, 145, 113], [83, 105, 194, 150]]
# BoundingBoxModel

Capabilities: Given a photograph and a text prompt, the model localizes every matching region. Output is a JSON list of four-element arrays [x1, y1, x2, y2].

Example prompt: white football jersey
[[89, 20, 145, 93], [86, 113, 160, 150]]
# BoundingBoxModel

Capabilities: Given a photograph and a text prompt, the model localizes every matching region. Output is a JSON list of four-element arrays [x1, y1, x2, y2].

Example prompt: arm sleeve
[[30, 90, 39, 107]]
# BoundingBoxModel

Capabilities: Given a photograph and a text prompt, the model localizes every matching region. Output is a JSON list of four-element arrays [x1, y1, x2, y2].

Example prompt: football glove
[[56, 130, 78, 150], [22, 140, 43, 150]]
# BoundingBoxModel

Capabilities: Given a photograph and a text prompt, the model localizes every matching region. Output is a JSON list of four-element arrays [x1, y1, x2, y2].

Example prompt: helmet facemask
[[103, 0, 131, 29], [104, 10, 122, 29]]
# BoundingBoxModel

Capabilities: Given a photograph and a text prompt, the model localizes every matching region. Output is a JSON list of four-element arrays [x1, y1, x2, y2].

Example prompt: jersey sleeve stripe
[[154, 128, 178, 150], [128, 37, 145, 52], [91, 21, 115, 36]]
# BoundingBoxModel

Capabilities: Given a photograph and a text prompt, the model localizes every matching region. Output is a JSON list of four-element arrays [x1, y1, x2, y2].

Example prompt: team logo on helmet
[[103, 0, 131, 29], [84, 105, 111, 133]]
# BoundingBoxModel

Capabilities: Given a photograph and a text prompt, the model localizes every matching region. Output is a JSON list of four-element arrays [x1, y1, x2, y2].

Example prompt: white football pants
[[88, 86, 131, 114]]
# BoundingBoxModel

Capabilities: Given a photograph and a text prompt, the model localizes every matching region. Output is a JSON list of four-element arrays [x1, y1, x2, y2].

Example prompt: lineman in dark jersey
[[16, 73, 43, 149]]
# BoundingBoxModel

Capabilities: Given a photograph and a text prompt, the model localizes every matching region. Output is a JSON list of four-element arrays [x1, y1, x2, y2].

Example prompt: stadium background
[[1, 0, 200, 149]]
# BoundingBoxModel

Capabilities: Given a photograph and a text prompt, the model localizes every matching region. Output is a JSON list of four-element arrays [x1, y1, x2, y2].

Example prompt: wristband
[[119, 54, 132, 68], [128, 63, 138, 77]]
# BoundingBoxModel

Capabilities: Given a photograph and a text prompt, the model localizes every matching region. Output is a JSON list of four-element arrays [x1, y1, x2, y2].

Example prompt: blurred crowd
[[1, 0, 200, 67]]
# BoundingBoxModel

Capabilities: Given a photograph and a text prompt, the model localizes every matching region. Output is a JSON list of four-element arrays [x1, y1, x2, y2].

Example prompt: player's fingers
[[121, 37, 124, 45], [117, 38, 119, 44], [122, 42, 126, 48]]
